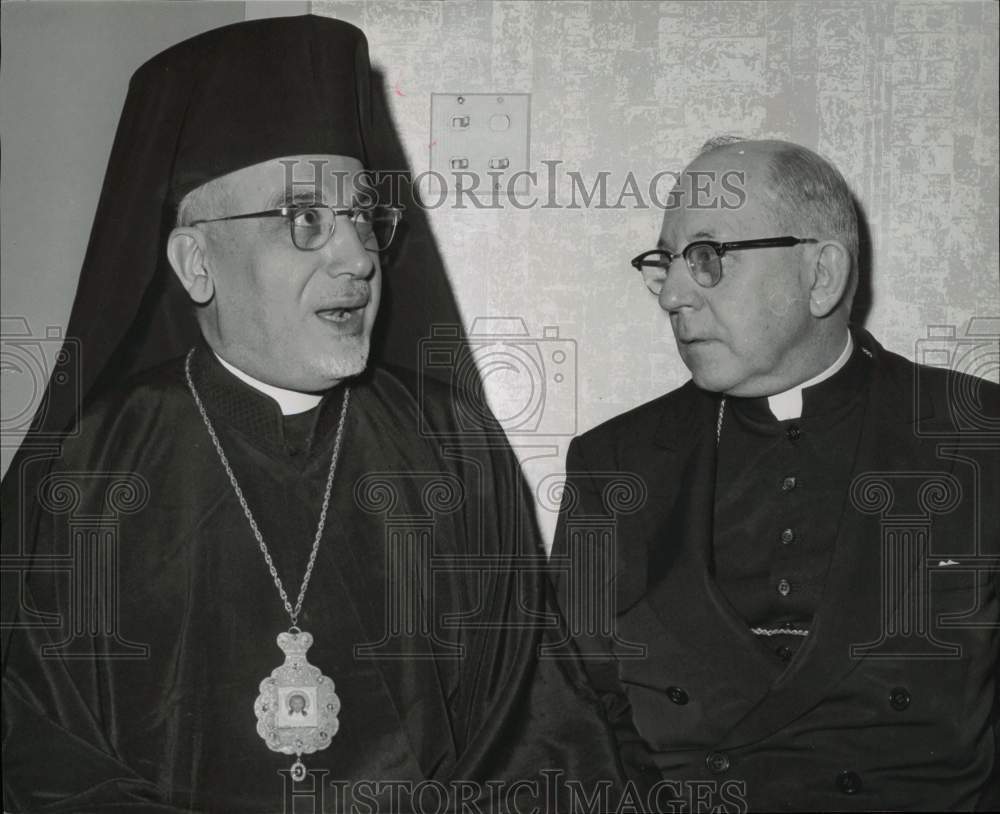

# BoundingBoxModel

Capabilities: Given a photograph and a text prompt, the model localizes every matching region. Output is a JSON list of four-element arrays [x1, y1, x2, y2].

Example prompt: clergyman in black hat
[[1, 16, 624, 811]]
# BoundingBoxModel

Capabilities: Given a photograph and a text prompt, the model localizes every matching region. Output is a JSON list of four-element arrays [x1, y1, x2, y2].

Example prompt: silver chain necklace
[[184, 348, 348, 781], [716, 397, 726, 445]]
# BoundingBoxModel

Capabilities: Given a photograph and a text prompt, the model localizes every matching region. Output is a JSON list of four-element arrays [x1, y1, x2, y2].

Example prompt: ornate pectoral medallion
[[254, 630, 340, 781]]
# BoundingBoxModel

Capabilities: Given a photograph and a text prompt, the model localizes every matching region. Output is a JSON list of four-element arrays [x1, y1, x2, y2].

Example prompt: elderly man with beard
[[1, 16, 622, 812]]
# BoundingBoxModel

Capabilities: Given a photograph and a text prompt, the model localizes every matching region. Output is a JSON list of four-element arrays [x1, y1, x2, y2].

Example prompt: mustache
[[326, 279, 371, 298]]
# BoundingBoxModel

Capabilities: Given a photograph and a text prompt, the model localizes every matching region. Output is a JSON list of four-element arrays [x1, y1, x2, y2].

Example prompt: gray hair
[[175, 177, 227, 228], [698, 136, 859, 291]]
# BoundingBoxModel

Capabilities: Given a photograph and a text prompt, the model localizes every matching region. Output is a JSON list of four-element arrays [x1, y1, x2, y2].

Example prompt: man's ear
[[807, 240, 850, 318], [166, 227, 214, 305]]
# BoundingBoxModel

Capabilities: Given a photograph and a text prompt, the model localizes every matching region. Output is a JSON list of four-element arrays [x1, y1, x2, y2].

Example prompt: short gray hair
[[175, 177, 227, 228], [698, 136, 859, 286]]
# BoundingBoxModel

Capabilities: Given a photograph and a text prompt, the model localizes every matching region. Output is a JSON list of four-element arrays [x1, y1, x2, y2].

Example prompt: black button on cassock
[[889, 686, 911, 711], [776, 645, 793, 662], [787, 425, 801, 441], [781, 476, 797, 491], [706, 752, 731, 774], [780, 528, 795, 544], [666, 686, 688, 705], [836, 770, 863, 794]]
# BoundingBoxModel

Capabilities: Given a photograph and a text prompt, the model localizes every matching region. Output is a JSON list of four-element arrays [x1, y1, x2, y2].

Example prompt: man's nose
[[323, 216, 376, 279], [657, 256, 702, 312]]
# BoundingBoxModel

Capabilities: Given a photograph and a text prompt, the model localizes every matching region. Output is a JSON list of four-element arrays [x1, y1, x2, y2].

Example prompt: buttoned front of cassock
[[713, 347, 870, 668], [554, 330, 1000, 811]]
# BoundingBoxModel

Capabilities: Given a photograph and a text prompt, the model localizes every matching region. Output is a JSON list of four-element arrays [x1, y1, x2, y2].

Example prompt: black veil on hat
[[2, 15, 373, 640]]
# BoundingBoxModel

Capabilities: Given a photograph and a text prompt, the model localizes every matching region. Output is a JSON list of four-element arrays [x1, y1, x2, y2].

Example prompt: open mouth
[[316, 305, 365, 322]]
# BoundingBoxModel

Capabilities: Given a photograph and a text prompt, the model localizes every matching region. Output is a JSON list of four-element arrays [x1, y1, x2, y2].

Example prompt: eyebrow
[[268, 189, 326, 208], [657, 229, 717, 252], [268, 188, 369, 210]]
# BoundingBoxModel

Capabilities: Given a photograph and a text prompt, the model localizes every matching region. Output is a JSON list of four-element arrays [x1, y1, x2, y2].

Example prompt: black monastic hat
[[70, 14, 372, 432]]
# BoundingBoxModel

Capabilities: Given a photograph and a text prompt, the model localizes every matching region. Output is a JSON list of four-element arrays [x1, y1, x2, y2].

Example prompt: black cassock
[[3, 345, 622, 812]]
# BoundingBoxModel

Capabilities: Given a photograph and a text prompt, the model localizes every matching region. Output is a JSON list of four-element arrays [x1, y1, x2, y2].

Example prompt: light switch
[[430, 93, 530, 195]]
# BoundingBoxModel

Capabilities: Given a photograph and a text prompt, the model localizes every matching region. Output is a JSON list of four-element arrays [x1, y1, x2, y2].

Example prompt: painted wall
[[2, 2, 997, 547], [315, 0, 1000, 544], [0, 1, 250, 477]]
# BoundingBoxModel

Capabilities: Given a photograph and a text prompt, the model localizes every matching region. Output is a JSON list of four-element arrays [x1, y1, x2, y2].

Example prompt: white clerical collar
[[213, 352, 323, 416], [767, 333, 853, 421]]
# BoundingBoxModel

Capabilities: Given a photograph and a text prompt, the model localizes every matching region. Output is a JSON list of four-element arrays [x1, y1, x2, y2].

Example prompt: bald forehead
[[660, 146, 783, 245], [684, 143, 776, 200]]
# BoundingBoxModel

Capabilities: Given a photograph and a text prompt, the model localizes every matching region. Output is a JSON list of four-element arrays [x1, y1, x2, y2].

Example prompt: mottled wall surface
[[0, 1, 248, 478], [315, 0, 1000, 544]]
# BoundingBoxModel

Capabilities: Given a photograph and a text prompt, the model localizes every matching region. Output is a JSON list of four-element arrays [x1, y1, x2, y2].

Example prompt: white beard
[[319, 335, 371, 381]]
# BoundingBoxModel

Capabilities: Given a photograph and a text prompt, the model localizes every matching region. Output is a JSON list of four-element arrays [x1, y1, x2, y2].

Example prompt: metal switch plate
[[430, 93, 530, 195]]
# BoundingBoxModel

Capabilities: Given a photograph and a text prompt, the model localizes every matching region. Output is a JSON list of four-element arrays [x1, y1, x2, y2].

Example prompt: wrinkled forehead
[[660, 151, 779, 246], [214, 154, 367, 209]]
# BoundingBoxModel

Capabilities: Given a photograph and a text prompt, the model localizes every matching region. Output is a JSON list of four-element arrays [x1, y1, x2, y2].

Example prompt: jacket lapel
[[625, 387, 778, 704], [605, 385, 704, 615]]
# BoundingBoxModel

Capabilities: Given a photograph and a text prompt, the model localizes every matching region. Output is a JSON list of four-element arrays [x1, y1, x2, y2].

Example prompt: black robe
[[553, 329, 1000, 811], [3, 345, 623, 812]]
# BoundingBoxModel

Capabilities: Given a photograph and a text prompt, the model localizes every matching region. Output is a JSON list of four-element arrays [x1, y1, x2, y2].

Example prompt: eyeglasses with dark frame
[[630, 236, 818, 293], [189, 204, 403, 252]]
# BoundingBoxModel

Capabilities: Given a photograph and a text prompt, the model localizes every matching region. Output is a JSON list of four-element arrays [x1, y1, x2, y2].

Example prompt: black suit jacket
[[554, 330, 999, 811]]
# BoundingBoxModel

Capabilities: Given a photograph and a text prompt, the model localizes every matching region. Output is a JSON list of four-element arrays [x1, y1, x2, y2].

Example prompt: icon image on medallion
[[277, 686, 318, 728]]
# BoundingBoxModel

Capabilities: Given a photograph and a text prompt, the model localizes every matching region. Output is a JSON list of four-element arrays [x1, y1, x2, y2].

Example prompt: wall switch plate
[[430, 93, 530, 197]]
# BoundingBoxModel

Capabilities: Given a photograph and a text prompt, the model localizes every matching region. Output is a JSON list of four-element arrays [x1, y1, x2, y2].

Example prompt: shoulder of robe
[[917, 359, 999, 423], [56, 354, 192, 469], [571, 379, 702, 459], [371, 363, 451, 406], [369, 363, 506, 441], [865, 335, 1000, 434]]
